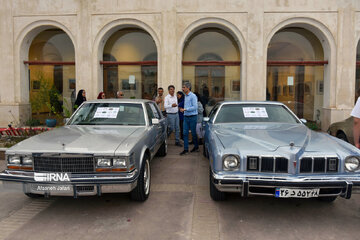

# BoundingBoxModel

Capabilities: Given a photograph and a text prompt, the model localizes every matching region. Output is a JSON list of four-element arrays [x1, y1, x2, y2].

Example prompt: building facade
[[1, 0, 360, 130]]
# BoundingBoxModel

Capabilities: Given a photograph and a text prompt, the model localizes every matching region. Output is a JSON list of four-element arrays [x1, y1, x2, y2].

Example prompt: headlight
[[223, 155, 240, 171], [22, 156, 33, 165], [8, 155, 21, 165], [345, 156, 360, 172], [97, 158, 111, 167], [113, 158, 127, 168]]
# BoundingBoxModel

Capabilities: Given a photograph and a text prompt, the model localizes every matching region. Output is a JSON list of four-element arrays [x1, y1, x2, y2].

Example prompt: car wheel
[[130, 155, 151, 201], [25, 193, 43, 198], [157, 138, 167, 157], [317, 196, 337, 203], [209, 168, 226, 201], [336, 132, 348, 142]]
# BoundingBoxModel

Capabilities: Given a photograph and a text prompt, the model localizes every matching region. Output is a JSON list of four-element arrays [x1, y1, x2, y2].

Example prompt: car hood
[[7, 125, 146, 155], [213, 123, 352, 154]]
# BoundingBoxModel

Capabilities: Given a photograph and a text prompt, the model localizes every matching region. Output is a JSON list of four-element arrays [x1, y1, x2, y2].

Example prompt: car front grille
[[34, 155, 95, 173], [299, 157, 338, 173], [247, 156, 288, 173]]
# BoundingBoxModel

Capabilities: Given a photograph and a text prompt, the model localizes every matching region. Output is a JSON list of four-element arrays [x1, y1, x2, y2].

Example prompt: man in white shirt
[[351, 95, 360, 148], [165, 85, 182, 147]]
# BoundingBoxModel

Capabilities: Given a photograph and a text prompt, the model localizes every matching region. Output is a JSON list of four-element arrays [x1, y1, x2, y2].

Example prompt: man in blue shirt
[[179, 82, 198, 155]]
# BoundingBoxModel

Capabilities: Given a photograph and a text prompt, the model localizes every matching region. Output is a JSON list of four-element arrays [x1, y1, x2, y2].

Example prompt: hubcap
[[144, 159, 150, 195]]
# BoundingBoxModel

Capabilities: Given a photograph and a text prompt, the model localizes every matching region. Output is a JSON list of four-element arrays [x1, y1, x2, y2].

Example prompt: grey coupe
[[203, 101, 360, 202], [0, 99, 167, 201]]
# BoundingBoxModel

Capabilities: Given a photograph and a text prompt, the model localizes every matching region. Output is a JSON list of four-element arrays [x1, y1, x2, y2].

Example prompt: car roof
[[85, 99, 154, 104], [219, 101, 285, 106]]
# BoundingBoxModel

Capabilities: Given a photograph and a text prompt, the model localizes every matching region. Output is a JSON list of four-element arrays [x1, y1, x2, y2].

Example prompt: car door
[[149, 102, 166, 151], [204, 103, 221, 156], [145, 103, 159, 156], [204, 103, 220, 139]]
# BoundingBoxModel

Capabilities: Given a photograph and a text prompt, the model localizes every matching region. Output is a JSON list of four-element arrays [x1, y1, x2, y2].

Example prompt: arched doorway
[[182, 28, 241, 115], [27, 28, 75, 120], [267, 27, 326, 125], [102, 28, 158, 99]]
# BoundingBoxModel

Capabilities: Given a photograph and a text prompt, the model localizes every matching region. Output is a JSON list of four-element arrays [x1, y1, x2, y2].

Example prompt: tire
[[317, 196, 338, 203], [209, 168, 226, 201], [130, 155, 151, 201], [157, 138, 167, 157], [336, 132, 348, 143]]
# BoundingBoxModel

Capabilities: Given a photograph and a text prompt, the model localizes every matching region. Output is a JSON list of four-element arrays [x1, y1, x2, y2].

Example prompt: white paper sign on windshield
[[94, 107, 120, 119], [243, 107, 268, 118]]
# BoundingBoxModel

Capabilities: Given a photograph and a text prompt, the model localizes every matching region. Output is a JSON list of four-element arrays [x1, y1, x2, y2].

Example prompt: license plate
[[275, 188, 320, 198], [31, 184, 72, 192]]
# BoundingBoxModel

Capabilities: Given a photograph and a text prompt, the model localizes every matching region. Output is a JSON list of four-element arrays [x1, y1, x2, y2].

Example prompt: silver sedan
[[203, 101, 360, 202], [0, 99, 167, 201]]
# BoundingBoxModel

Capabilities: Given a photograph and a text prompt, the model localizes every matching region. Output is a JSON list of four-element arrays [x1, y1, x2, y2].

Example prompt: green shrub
[[306, 121, 320, 131], [25, 119, 41, 127]]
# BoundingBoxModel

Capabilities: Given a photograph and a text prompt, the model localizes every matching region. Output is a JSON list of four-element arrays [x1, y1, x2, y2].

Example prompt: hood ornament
[[289, 141, 295, 147], [62, 143, 65, 150]]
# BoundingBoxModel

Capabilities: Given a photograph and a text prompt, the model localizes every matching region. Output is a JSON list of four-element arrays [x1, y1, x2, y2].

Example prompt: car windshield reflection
[[69, 103, 146, 126], [214, 104, 300, 124]]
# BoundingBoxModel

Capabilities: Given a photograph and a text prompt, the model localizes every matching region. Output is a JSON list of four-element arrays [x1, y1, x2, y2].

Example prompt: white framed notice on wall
[[129, 75, 135, 84], [287, 76, 294, 86]]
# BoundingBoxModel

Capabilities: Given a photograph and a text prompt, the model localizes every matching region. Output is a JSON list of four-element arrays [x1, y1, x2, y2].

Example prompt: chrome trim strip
[[0, 170, 137, 181], [212, 172, 360, 182]]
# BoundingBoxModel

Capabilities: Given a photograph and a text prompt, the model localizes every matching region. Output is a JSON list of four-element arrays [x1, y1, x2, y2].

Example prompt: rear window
[[214, 104, 300, 124]]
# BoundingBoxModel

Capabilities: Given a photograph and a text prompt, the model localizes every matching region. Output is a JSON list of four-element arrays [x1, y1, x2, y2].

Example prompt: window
[[145, 103, 155, 124], [27, 29, 75, 117], [182, 28, 241, 115], [267, 27, 325, 123], [69, 103, 145, 126], [214, 104, 299, 124], [102, 28, 158, 100]]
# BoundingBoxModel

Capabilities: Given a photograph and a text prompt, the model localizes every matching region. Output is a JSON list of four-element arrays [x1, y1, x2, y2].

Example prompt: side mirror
[[300, 119, 307, 124], [152, 118, 160, 125], [203, 117, 210, 122], [64, 118, 70, 125]]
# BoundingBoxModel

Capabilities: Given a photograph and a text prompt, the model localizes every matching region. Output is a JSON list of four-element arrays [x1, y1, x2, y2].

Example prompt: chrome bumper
[[0, 170, 138, 197], [212, 172, 360, 199]]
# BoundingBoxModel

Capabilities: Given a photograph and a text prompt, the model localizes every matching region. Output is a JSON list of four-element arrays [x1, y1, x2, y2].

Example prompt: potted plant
[[44, 86, 62, 127], [30, 72, 62, 127]]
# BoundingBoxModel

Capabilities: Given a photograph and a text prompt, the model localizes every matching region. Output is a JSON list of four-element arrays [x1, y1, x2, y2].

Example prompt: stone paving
[[0, 141, 360, 240]]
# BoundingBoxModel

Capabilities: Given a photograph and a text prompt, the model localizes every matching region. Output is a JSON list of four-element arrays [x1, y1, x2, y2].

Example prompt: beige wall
[[0, 0, 359, 130]]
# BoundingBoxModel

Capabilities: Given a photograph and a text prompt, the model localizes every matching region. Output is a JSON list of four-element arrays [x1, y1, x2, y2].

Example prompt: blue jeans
[[183, 115, 198, 151], [167, 113, 180, 143]]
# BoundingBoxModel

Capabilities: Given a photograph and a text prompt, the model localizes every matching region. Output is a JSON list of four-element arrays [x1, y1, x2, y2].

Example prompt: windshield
[[68, 103, 146, 126], [214, 104, 300, 124]]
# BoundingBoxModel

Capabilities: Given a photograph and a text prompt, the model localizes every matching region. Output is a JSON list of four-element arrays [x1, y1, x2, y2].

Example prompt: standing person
[[97, 92, 105, 99], [165, 85, 182, 147], [177, 91, 185, 140], [351, 89, 360, 148], [74, 89, 86, 111], [179, 82, 198, 155], [155, 87, 166, 117], [70, 82, 76, 111], [194, 92, 204, 145], [117, 90, 124, 98]]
